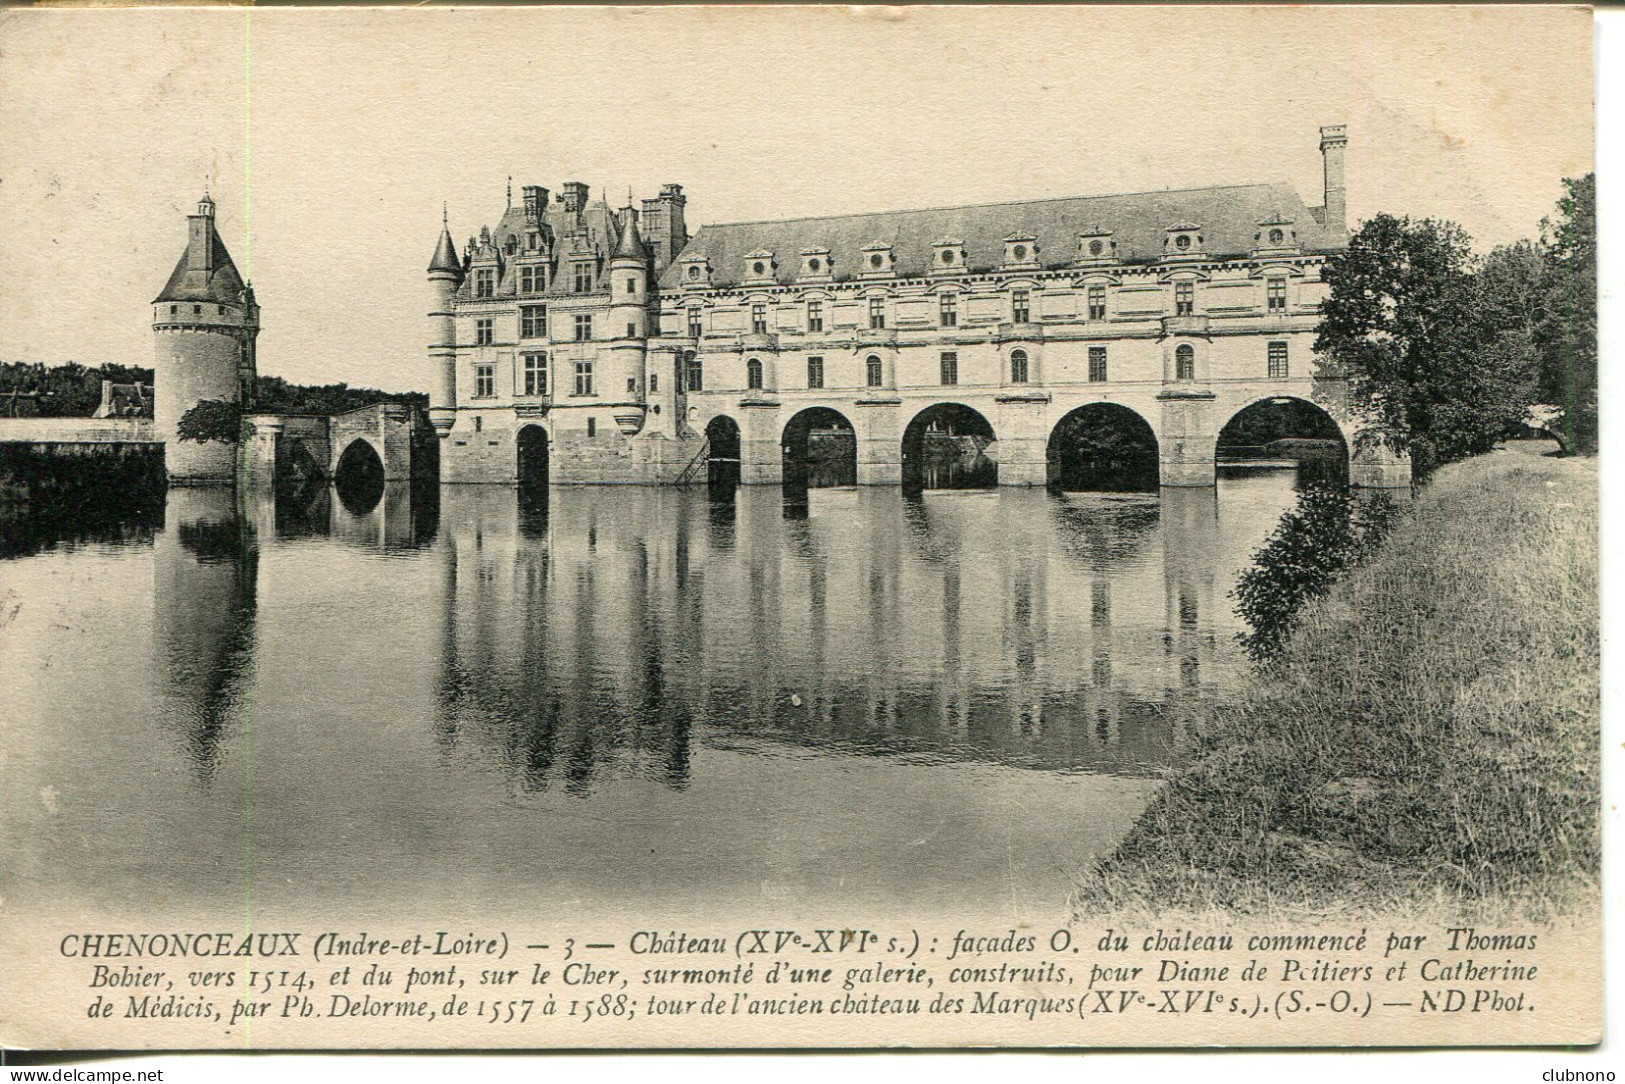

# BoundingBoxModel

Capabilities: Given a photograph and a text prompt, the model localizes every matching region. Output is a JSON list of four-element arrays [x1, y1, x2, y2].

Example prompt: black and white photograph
[[0, 2, 1604, 1065]]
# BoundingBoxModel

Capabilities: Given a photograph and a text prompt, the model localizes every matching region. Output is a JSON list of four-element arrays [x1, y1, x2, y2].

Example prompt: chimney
[[562, 181, 589, 214], [522, 185, 548, 227], [640, 183, 689, 270], [187, 193, 216, 273], [1320, 124, 1348, 232]]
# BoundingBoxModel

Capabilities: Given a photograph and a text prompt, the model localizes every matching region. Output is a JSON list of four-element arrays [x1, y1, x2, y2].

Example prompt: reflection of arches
[[902, 403, 996, 490], [333, 438, 385, 514], [1047, 403, 1160, 492], [705, 414, 741, 488], [781, 407, 856, 488], [1216, 395, 1348, 486], [517, 424, 550, 488]]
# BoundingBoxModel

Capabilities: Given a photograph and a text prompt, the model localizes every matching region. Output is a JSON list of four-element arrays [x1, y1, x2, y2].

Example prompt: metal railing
[[673, 439, 711, 488]]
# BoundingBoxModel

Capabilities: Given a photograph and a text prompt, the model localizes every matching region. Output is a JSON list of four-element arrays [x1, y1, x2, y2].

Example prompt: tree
[[1316, 215, 1536, 477], [176, 399, 242, 444], [1540, 174, 1597, 453]]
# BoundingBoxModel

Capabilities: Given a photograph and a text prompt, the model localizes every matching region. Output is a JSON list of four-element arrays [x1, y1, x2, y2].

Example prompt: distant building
[[426, 126, 1408, 488], [93, 380, 154, 418]]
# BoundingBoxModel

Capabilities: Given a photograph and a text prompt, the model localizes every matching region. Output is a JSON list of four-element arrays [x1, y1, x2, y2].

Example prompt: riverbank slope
[[1080, 442, 1599, 917]]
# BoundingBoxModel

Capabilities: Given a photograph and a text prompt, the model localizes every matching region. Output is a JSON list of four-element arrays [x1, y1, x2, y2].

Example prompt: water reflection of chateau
[[149, 480, 1233, 789]]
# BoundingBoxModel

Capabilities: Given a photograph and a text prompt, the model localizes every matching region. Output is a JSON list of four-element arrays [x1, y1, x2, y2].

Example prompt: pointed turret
[[428, 227, 462, 277], [611, 207, 647, 262], [427, 206, 462, 442]]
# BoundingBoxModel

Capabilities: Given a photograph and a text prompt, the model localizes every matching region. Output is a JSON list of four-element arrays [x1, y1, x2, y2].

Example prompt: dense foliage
[[1234, 486, 1399, 663], [1315, 174, 1596, 473], [0, 361, 154, 417], [250, 375, 427, 416], [176, 399, 243, 444]]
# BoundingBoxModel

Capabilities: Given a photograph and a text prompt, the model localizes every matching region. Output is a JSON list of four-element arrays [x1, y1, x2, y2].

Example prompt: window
[[475, 318, 493, 346], [627, 377, 638, 394], [474, 415, 483, 432], [940, 294, 957, 327], [940, 351, 958, 386], [685, 352, 703, 392], [1175, 281, 1195, 316], [522, 353, 547, 396], [746, 358, 764, 390], [807, 300, 824, 332], [218, 305, 226, 315], [1088, 285, 1107, 321], [521, 305, 547, 338], [170, 305, 177, 316], [573, 263, 594, 293], [520, 265, 546, 294], [650, 374, 658, 393], [506, 238, 517, 256], [1268, 228, 1285, 246], [865, 355, 884, 387], [1089, 346, 1108, 383], [573, 360, 595, 396], [1175, 344, 1196, 381], [1267, 277, 1287, 312], [475, 363, 495, 398], [1012, 290, 1030, 323], [573, 314, 593, 342], [687, 265, 700, 282], [193, 304, 202, 315], [1088, 239, 1105, 257], [626, 277, 638, 294], [1009, 349, 1029, 384], [1268, 341, 1289, 379], [475, 269, 494, 298], [587, 417, 597, 438], [626, 322, 637, 338], [688, 308, 703, 338], [752, 303, 768, 334], [807, 355, 824, 389], [1175, 234, 1192, 251], [868, 297, 885, 330]]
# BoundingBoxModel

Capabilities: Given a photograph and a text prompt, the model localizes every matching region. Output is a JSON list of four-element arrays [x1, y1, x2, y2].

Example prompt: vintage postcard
[[0, 3, 1600, 1057]]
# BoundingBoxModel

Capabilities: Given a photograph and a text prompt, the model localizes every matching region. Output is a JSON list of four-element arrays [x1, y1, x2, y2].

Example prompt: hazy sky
[[0, 6, 1593, 391]]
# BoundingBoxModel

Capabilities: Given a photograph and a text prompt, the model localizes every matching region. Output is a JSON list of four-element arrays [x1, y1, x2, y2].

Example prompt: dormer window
[[798, 247, 832, 282], [679, 256, 712, 288], [1077, 228, 1117, 266], [743, 251, 776, 285], [1175, 236, 1192, 251], [1003, 234, 1040, 270], [505, 238, 517, 256], [687, 266, 701, 281], [1163, 224, 1205, 260], [931, 239, 967, 274], [573, 263, 594, 293], [1253, 216, 1301, 257], [520, 264, 546, 295], [860, 243, 894, 278], [475, 268, 495, 298]]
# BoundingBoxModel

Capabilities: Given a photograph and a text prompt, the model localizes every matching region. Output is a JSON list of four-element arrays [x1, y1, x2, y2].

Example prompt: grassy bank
[[1079, 443, 1599, 918]]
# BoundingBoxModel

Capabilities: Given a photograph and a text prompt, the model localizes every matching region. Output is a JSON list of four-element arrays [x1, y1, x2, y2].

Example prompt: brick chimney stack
[[1320, 125, 1348, 233]]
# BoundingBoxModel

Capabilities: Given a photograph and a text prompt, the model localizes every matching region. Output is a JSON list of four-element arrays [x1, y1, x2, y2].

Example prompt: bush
[[176, 399, 242, 444]]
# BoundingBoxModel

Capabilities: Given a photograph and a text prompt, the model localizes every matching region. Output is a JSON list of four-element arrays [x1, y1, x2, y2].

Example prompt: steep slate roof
[[428, 227, 462, 275], [155, 226, 246, 304], [660, 181, 1343, 290], [457, 197, 626, 299]]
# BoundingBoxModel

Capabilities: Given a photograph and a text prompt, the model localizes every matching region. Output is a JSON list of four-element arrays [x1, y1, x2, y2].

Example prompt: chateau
[[428, 125, 1410, 489]]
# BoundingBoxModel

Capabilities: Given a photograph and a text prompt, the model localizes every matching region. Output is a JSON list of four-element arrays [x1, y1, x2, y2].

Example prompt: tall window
[[573, 359, 595, 396], [1012, 289, 1031, 323], [865, 355, 884, 387], [522, 353, 548, 396], [807, 355, 824, 389], [688, 308, 703, 338], [474, 363, 495, 398], [475, 268, 494, 298], [573, 263, 594, 293], [1267, 277, 1287, 312], [1175, 281, 1195, 316], [751, 303, 768, 334], [685, 352, 703, 392], [520, 265, 546, 295], [650, 374, 658, 393], [1009, 349, 1029, 384], [940, 351, 958, 386], [746, 358, 764, 390], [868, 297, 885, 330], [573, 314, 593, 342], [1175, 344, 1196, 381], [587, 417, 597, 438], [940, 294, 958, 327], [521, 305, 547, 339], [1088, 285, 1107, 321], [1268, 341, 1289, 379], [1088, 346, 1108, 383], [626, 276, 638, 295], [807, 300, 824, 332], [475, 318, 493, 346]]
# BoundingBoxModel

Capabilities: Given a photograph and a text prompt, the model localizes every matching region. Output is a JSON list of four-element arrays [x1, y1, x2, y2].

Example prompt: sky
[[0, 5, 1595, 392]]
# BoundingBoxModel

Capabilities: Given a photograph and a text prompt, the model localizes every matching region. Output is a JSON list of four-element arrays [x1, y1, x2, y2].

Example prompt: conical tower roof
[[154, 200, 246, 305], [611, 208, 647, 261], [428, 224, 463, 275]]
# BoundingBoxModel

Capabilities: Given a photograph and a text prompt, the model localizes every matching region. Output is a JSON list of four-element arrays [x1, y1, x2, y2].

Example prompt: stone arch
[[1047, 402, 1160, 492], [902, 402, 998, 490], [333, 437, 385, 515], [705, 414, 742, 487], [516, 423, 550, 489], [1215, 394, 1349, 486], [781, 406, 856, 488]]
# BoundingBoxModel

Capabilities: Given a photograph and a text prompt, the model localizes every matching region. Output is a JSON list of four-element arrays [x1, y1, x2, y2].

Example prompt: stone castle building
[[426, 126, 1408, 489]]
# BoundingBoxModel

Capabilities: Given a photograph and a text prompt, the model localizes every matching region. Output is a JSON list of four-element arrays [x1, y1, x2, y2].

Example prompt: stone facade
[[430, 127, 1410, 489]]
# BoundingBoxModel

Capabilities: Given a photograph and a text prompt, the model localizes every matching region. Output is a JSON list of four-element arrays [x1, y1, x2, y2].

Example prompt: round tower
[[427, 208, 464, 442], [153, 192, 254, 484], [605, 205, 650, 434]]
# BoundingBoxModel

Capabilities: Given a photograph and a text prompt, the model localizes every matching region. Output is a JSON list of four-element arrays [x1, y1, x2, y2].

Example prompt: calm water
[[1, 473, 1300, 925]]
